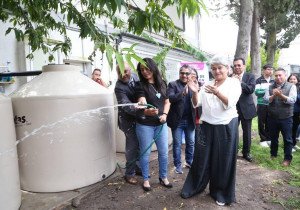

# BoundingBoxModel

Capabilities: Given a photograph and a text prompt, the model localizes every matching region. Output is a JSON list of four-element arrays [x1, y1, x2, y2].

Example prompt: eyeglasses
[[180, 72, 190, 76], [233, 64, 242, 67]]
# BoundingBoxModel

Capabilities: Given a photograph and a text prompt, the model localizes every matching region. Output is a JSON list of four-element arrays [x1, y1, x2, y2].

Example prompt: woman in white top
[[181, 55, 242, 206]]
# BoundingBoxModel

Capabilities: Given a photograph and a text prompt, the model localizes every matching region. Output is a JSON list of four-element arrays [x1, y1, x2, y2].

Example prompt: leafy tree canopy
[[226, 0, 300, 49], [246, 44, 280, 72], [0, 0, 207, 72]]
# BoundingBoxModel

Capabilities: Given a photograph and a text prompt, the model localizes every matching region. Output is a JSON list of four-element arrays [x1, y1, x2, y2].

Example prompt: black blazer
[[166, 80, 196, 129], [237, 72, 257, 119], [114, 73, 139, 130]]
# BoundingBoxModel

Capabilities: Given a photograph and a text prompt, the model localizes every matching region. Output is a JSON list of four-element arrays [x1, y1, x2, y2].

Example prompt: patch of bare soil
[[67, 151, 300, 210]]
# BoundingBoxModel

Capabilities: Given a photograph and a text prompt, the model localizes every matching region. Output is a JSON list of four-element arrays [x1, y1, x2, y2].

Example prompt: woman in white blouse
[[181, 55, 242, 206]]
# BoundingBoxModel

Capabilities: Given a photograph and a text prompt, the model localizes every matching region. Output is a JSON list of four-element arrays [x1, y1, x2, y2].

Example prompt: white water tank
[[0, 94, 21, 210], [11, 64, 116, 192]]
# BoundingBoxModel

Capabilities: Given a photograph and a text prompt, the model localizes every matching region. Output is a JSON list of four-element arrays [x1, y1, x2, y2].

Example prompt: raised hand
[[204, 84, 219, 95], [187, 80, 199, 93]]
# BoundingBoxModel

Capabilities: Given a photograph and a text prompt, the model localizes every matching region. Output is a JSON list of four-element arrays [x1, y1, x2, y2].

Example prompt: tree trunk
[[266, 29, 276, 65], [264, 2, 277, 66], [235, 0, 254, 61], [250, 0, 261, 78]]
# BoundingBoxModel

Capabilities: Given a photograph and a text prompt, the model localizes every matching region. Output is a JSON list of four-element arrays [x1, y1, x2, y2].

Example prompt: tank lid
[[42, 64, 81, 72], [11, 64, 111, 98]]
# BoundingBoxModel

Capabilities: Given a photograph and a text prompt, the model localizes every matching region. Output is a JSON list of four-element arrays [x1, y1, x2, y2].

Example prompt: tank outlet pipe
[[0, 71, 42, 77]]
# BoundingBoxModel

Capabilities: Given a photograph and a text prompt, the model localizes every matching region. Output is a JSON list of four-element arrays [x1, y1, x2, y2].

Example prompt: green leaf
[[134, 11, 147, 35], [129, 43, 139, 52], [106, 44, 114, 70], [5, 27, 12, 35], [162, 1, 170, 9], [149, 14, 154, 30], [26, 53, 34, 60], [131, 54, 146, 67], [114, 0, 122, 12], [48, 54, 55, 62], [109, 0, 117, 14], [125, 53, 136, 72], [115, 51, 125, 74]]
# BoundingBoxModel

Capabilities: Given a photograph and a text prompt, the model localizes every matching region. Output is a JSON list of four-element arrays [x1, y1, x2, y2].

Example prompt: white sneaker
[[216, 201, 225, 206], [292, 148, 296, 153], [259, 141, 269, 147]]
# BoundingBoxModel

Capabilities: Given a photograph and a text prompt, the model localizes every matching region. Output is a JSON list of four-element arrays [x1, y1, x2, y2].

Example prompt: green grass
[[240, 117, 300, 187], [272, 197, 300, 210]]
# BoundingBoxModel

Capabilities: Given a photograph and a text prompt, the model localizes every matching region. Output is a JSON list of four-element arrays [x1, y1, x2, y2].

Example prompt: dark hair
[[92, 68, 101, 74], [288, 73, 300, 83], [179, 64, 191, 72], [233, 57, 245, 65], [263, 64, 273, 70], [137, 58, 167, 97], [288, 73, 300, 92], [275, 67, 286, 73]]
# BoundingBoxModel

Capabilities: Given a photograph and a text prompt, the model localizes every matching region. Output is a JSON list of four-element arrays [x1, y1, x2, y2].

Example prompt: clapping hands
[[187, 80, 199, 93]]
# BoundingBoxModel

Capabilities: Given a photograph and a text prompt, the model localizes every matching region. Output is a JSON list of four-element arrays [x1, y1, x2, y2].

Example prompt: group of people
[[90, 55, 298, 206], [255, 65, 299, 166]]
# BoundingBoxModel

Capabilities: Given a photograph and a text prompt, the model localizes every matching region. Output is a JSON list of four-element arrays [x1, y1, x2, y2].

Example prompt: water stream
[[0, 103, 139, 157]]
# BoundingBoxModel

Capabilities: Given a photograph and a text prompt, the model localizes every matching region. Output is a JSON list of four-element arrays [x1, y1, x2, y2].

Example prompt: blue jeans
[[171, 120, 195, 168], [136, 123, 169, 181], [268, 116, 293, 161]]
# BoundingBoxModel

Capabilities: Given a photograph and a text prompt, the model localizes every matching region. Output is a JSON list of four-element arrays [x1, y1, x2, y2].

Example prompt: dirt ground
[[64, 151, 300, 210]]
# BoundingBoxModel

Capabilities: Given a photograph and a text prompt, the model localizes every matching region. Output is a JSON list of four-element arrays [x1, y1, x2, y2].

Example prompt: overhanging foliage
[[0, 0, 207, 73]]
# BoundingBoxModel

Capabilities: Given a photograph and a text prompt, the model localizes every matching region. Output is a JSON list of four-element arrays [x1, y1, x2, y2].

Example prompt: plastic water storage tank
[[11, 64, 116, 192], [0, 94, 21, 210]]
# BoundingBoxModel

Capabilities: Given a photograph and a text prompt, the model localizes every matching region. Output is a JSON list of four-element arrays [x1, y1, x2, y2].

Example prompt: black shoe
[[159, 178, 173, 188], [135, 169, 142, 177], [243, 154, 253, 162], [142, 185, 151, 192]]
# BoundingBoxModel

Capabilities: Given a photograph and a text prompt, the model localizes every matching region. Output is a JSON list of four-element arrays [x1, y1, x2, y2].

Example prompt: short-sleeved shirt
[[135, 81, 168, 126]]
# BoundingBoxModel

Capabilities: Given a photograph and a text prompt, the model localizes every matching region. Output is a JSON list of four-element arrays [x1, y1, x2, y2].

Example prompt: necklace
[[150, 84, 161, 98]]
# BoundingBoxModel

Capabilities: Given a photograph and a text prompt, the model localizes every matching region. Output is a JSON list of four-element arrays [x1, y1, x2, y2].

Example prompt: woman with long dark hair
[[135, 58, 172, 191], [287, 73, 300, 151]]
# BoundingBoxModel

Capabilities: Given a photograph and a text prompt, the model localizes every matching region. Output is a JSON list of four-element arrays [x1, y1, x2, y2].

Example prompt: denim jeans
[[171, 119, 195, 168], [136, 123, 169, 181], [268, 116, 293, 161]]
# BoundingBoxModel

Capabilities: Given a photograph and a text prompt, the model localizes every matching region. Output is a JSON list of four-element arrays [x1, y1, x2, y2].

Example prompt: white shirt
[[193, 77, 242, 125]]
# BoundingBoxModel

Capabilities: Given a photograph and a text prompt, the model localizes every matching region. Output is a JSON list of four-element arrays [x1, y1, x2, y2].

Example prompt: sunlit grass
[[272, 197, 300, 210], [239, 117, 300, 187]]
